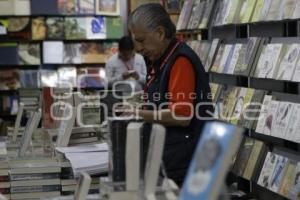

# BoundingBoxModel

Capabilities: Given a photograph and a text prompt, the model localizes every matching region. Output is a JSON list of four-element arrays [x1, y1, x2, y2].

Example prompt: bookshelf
[[0, 0, 125, 123], [177, 0, 300, 199]]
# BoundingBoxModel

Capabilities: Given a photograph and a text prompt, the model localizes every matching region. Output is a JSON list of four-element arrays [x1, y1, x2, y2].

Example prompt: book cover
[[43, 41, 64, 64], [224, 43, 242, 74], [258, 0, 272, 21], [196, 41, 212, 65], [276, 44, 300, 81], [18, 43, 41, 65], [187, 0, 205, 30], [214, 85, 235, 120], [269, 155, 289, 192], [230, 87, 248, 124], [86, 16, 106, 39], [46, 17, 65, 40], [209, 83, 222, 103], [199, 0, 216, 29], [31, 17, 46, 40], [278, 160, 297, 197], [95, 0, 120, 16], [288, 162, 300, 200], [0, 19, 8, 37], [176, 0, 193, 30], [240, 0, 257, 23], [210, 44, 225, 73], [251, 0, 265, 22], [292, 55, 300, 82], [225, 0, 243, 24], [7, 17, 31, 40], [63, 43, 82, 64], [284, 104, 300, 142], [283, 0, 297, 19], [179, 122, 243, 200], [78, 0, 95, 14], [19, 70, 40, 88], [204, 38, 220, 72], [257, 152, 278, 188], [222, 44, 236, 74], [40, 70, 58, 87], [243, 140, 266, 180], [65, 17, 86, 40], [14, 0, 31, 16], [31, 0, 59, 15], [262, 100, 279, 136], [58, 0, 78, 15], [266, 0, 284, 21], [255, 95, 272, 133], [234, 38, 261, 76], [106, 17, 123, 39], [0, 0, 14, 15], [0, 69, 20, 90], [292, 1, 300, 19], [218, 44, 233, 73], [58, 67, 77, 88], [232, 137, 255, 177], [80, 42, 105, 63], [221, 87, 240, 122], [272, 102, 294, 139]]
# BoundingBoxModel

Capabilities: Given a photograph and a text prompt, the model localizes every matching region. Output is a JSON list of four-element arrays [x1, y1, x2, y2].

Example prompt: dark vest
[[142, 40, 213, 184]]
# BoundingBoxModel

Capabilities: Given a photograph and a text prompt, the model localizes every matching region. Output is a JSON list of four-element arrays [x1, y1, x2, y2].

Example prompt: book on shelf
[[255, 95, 272, 134], [106, 17, 123, 39], [292, 1, 300, 19], [95, 0, 120, 16], [78, 0, 95, 14], [250, 0, 265, 22], [0, 69, 20, 90], [0, 0, 14, 16], [218, 44, 234, 74], [239, 0, 257, 23], [43, 41, 64, 64], [288, 162, 300, 200], [266, 0, 284, 21], [187, 0, 205, 30], [231, 137, 255, 177], [210, 44, 225, 73], [199, 0, 216, 29], [278, 160, 297, 197], [176, 0, 194, 30], [224, 43, 241, 75], [268, 155, 289, 192], [204, 38, 220, 72], [19, 70, 40, 88], [46, 17, 65, 40], [291, 50, 300, 82], [18, 43, 41, 65], [63, 43, 82, 64], [179, 122, 243, 200], [284, 104, 300, 143], [262, 100, 279, 136], [14, 0, 31, 16], [57, 67, 77, 88], [32, 17, 46, 40], [258, 0, 272, 21], [283, 0, 297, 19], [65, 17, 87, 40], [257, 152, 278, 188], [58, 0, 78, 15], [0, 43, 18, 65], [224, 0, 244, 24], [31, 0, 59, 15], [41, 70, 58, 88], [86, 16, 106, 39], [7, 17, 31, 40]]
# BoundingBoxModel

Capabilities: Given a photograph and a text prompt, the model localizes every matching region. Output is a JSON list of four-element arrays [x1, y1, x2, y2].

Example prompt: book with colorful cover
[[0, 69, 20, 90], [269, 155, 289, 192], [288, 162, 300, 200], [31, 17, 46, 40], [78, 0, 95, 14], [278, 160, 297, 197], [95, 0, 120, 16], [86, 16, 106, 39], [65, 17, 86, 40], [7, 17, 31, 40], [80, 42, 106, 63], [46, 17, 65, 40], [179, 121, 243, 200], [106, 17, 123, 39], [58, 0, 78, 15]]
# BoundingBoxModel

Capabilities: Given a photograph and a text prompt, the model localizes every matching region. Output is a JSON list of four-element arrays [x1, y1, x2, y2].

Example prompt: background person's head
[[118, 36, 135, 62], [128, 3, 176, 62]]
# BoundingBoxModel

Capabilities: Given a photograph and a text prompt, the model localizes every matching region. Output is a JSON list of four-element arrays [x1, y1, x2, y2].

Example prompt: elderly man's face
[[130, 23, 166, 62]]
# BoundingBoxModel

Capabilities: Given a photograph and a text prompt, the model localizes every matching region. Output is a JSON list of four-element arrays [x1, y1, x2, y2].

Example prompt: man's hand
[[122, 70, 139, 80]]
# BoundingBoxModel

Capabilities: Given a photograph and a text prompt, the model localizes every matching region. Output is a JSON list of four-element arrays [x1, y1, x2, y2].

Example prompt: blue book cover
[[179, 121, 243, 200]]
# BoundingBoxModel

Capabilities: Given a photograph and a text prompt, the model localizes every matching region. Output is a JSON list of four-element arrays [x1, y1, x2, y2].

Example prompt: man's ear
[[155, 26, 166, 42]]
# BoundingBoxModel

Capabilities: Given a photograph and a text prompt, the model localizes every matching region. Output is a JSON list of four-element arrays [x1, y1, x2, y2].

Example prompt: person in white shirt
[[105, 36, 147, 94]]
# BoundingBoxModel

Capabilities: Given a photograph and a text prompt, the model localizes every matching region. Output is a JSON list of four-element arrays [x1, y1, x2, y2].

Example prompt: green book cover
[[106, 17, 123, 39], [251, 0, 265, 22], [225, 0, 244, 24], [241, 0, 258, 23]]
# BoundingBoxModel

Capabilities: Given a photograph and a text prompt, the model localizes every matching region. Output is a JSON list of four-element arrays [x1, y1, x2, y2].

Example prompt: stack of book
[[0, 142, 10, 200], [69, 127, 99, 146], [9, 159, 61, 200]]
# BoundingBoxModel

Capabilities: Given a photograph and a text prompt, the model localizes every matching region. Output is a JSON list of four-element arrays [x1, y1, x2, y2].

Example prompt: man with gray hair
[[127, 3, 213, 186]]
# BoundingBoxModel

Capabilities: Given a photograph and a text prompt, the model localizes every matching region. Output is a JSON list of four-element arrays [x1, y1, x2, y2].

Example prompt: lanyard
[[143, 41, 180, 97]]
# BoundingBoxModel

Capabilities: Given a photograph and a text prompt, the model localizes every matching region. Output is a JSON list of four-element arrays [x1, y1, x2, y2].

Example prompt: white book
[[276, 44, 300, 80], [144, 124, 166, 200], [225, 44, 242, 74], [263, 100, 280, 136], [284, 104, 300, 141], [204, 39, 220, 72], [14, 0, 30, 15], [74, 172, 92, 200], [259, 0, 272, 21], [255, 95, 273, 134], [43, 41, 64, 64], [292, 0, 300, 19], [292, 55, 300, 82], [86, 17, 107, 39], [126, 122, 143, 191], [269, 155, 288, 192], [257, 44, 282, 79], [218, 44, 233, 73], [12, 102, 24, 142], [56, 106, 76, 147], [0, 0, 14, 15], [257, 152, 279, 188], [18, 109, 42, 157], [272, 102, 294, 139]]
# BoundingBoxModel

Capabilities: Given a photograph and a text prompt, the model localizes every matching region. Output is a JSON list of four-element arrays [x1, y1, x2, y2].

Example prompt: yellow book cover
[[243, 140, 263, 180], [278, 161, 297, 197], [251, 0, 265, 22], [241, 0, 258, 23], [225, 0, 243, 24]]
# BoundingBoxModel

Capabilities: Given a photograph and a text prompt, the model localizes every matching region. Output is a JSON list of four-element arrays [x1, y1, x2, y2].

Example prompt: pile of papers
[[56, 143, 108, 177]]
